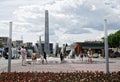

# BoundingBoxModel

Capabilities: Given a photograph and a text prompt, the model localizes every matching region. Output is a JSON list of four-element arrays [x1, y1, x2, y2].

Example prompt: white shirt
[[20, 48, 26, 56]]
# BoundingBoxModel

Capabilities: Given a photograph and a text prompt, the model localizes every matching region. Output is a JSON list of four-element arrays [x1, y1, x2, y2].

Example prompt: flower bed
[[0, 71, 120, 82]]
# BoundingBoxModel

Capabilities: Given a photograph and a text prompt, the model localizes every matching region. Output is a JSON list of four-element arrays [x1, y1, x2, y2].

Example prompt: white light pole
[[8, 22, 12, 73], [104, 19, 109, 73]]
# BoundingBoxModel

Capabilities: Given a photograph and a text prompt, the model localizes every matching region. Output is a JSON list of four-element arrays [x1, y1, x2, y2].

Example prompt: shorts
[[22, 55, 25, 60]]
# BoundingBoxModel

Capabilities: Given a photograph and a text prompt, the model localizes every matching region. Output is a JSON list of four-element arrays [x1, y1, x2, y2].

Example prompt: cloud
[[0, 0, 120, 45], [66, 28, 91, 34]]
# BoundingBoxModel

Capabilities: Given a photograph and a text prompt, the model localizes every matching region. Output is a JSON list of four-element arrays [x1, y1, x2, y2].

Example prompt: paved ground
[[0, 57, 21, 71], [0, 57, 120, 73]]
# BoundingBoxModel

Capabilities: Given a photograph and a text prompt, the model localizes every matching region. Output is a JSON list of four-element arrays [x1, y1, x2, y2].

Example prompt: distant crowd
[[19, 46, 101, 66], [19, 46, 48, 66]]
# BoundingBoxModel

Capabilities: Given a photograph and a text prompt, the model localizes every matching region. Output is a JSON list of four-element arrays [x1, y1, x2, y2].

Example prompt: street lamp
[[104, 19, 109, 73], [8, 22, 12, 73]]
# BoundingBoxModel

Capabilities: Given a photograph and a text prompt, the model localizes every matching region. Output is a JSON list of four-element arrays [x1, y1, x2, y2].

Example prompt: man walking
[[20, 46, 27, 66]]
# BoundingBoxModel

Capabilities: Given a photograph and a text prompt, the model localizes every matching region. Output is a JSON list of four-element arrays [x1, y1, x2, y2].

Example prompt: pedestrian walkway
[[0, 57, 120, 73]]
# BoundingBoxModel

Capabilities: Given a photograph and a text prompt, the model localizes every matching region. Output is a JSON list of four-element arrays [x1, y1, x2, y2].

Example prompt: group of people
[[79, 50, 92, 64], [20, 45, 93, 66], [20, 46, 47, 66], [31, 51, 47, 65]]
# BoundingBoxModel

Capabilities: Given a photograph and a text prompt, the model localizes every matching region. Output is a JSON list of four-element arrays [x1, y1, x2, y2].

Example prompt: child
[[41, 54, 44, 64], [87, 51, 92, 64], [32, 53, 37, 64]]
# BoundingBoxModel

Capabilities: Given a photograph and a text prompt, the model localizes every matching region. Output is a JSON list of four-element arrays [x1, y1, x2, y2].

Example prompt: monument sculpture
[[44, 10, 50, 55]]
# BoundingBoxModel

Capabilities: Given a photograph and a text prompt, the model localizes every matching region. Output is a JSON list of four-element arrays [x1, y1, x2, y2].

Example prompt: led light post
[[8, 22, 12, 73], [104, 19, 109, 73]]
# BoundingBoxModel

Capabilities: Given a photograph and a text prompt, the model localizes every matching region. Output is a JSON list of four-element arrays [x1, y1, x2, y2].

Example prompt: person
[[20, 46, 27, 66], [87, 50, 92, 64], [32, 53, 37, 64], [43, 51, 47, 64], [79, 51, 83, 61], [79, 54, 83, 61], [0, 52, 2, 58], [60, 52, 63, 63], [41, 54, 44, 64]]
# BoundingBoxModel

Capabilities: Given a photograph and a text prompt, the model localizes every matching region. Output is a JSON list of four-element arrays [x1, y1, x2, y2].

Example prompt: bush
[[0, 71, 120, 82]]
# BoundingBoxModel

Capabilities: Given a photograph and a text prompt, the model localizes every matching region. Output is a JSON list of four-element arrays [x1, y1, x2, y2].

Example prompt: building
[[24, 42, 33, 47], [12, 40, 23, 48], [36, 42, 53, 54], [0, 37, 8, 47], [70, 41, 104, 57]]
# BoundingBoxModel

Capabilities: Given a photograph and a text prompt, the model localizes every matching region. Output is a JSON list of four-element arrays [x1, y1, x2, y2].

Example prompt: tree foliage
[[108, 30, 120, 48], [0, 42, 3, 48]]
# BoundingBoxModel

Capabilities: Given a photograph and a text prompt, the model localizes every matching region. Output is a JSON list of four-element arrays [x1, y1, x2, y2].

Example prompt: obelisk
[[39, 36, 42, 55], [44, 10, 49, 55]]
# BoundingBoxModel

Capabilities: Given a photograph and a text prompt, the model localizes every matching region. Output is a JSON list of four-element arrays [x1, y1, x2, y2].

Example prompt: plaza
[[0, 57, 120, 73]]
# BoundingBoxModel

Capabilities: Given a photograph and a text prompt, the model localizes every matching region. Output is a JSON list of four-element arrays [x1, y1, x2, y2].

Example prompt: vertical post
[[21, 35, 23, 46], [21, 35, 23, 41], [39, 36, 42, 55], [104, 19, 109, 73], [55, 43, 58, 57], [8, 21, 12, 73], [44, 10, 49, 55]]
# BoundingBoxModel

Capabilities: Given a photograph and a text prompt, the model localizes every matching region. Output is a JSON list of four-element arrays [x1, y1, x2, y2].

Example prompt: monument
[[38, 36, 42, 56], [44, 10, 50, 55]]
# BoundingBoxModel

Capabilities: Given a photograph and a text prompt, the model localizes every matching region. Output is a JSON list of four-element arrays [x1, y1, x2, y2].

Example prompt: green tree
[[108, 30, 120, 50], [0, 43, 3, 48]]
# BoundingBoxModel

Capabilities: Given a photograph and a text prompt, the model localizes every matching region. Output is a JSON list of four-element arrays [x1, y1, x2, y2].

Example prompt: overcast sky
[[0, 0, 120, 46]]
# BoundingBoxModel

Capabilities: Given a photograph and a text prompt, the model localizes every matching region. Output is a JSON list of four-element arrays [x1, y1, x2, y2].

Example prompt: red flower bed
[[0, 71, 120, 82]]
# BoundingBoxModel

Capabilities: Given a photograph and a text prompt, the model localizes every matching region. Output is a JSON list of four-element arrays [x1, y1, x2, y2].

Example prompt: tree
[[0, 43, 3, 48], [108, 30, 120, 50]]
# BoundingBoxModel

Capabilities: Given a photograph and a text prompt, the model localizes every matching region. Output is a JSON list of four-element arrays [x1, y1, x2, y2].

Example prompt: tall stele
[[44, 10, 50, 55]]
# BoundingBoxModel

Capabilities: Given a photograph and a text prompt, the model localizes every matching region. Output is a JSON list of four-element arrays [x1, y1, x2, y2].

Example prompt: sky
[[0, 0, 120, 46]]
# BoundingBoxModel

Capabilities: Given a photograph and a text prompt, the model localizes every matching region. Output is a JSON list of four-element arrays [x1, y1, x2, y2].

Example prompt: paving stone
[[0, 57, 120, 73]]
